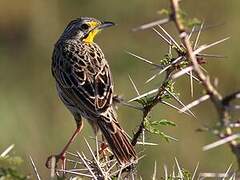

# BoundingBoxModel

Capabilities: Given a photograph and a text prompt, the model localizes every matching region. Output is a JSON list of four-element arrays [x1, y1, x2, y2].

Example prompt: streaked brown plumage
[[48, 17, 137, 167]]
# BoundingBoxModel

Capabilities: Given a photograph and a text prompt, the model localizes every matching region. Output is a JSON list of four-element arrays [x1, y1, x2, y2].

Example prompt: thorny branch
[[131, 83, 169, 146], [129, 0, 240, 170], [170, 0, 240, 168]]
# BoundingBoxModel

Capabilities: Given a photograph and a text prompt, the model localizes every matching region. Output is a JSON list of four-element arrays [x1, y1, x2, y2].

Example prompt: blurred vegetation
[[0, 157, 27, 179], [0, 147, 29, 179], [0, 0, 240, 179]]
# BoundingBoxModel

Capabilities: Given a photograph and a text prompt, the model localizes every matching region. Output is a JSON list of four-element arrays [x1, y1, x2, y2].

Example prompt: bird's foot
[[45, 153, 66, 171]]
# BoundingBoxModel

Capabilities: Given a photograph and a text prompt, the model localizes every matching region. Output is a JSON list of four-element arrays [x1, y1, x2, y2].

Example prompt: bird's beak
[[97, 21, 115, 30]]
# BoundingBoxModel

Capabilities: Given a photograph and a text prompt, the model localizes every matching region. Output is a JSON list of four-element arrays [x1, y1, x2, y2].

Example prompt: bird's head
[[61, 17, 115, 43]]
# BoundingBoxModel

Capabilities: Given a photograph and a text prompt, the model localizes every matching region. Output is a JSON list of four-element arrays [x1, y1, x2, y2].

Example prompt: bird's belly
[[56, 83, 100, 121]]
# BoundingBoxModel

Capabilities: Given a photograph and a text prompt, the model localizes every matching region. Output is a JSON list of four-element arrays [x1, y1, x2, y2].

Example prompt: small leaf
[[151, 119, 176, 126], [182, 168, 192, 180], [145, 96, 155, 104], [187, 18, 201, 28], [134, 95, 155, 107], [134, 98, 146, 105], [157, 8, 170, 16], [144, 119, 177, 142], [160, 57, 169, 66]]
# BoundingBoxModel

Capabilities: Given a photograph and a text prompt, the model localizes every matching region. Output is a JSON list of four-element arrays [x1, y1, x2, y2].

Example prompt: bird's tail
[[97, 109, 137, 165]]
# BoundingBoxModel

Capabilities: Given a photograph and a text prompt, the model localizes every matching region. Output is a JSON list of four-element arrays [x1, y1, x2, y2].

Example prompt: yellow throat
[[83, 21, 100, 43], [83, 29, 100, 43]]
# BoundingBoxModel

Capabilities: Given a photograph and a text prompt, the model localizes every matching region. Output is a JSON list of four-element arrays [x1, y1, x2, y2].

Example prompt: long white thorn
[[128, 88, 159, 102], [161, 100, 191, 117], [152, 28, 172, 46], [126, 51, 161, 67], [146, 56, 183, 83], [179, 94, 210, 113], [165, 88, 196, 118], [223, 163, 232, 180], [187, 26, 196, 41], [29, 156, 42, 180], [158, 25, 182, 51], [77, 152, 98, 180], [172, 66, 194, 80], [164, 164, 168, 180], [190, 70, 194, 97], [203, 133, 240, 151], [175, 158, 183, 179], [0, 144, 15, 157], [128, 75, 140, 96], [132, 18, 170, 31], [152, 161, 157, 180], [194, 37, 230, 55], [57, 169, 93, 178], [191, 162, 199, 180], [84, 138, 105, 177], [194, 23, 204, 50]]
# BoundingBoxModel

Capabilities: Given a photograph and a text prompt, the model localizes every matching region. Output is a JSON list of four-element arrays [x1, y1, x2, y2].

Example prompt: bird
[[47, 17, 137, 169]]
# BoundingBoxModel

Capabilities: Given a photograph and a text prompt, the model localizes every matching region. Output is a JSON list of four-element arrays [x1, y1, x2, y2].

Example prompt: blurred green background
[[0, 0, 240, 178]]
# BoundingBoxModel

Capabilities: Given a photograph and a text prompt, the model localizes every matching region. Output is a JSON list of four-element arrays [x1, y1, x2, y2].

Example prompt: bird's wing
[[52, 42, 113, 114]]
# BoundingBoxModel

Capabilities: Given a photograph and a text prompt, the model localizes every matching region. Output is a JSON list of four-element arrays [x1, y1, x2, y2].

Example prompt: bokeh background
[[0, 0, 240, 178]]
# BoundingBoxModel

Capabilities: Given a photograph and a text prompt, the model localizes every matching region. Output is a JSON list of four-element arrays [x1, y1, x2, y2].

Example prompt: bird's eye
[[81, 23, 89, 30]]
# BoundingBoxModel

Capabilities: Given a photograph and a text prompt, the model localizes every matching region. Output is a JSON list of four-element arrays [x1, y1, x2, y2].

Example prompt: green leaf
[[151, 119, 176, 126], [157, 8, 170, 16], [159, 57, 169, 66], [145, 96, 155, 104], [182, 168, 192, 180], [187, 18, 201, 28], [134, 98, 146, 106], [134, 95, 155, 107], [144, 119, 177, 142]]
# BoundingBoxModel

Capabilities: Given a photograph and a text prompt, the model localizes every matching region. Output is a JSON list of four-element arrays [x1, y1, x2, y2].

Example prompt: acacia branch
[[170, 0, 240, 168], [131, 83, 168, 146]]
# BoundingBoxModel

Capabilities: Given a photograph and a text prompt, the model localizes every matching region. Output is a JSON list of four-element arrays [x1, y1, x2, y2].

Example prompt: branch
[[170, 0, 240, 168], [131, 84, 168, 146]]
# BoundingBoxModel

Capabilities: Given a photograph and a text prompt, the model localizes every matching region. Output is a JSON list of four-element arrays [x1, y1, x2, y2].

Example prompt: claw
[[45, 153, 66, 170]]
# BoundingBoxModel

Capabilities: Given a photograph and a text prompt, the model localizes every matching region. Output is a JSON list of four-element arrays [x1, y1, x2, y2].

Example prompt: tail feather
[[97, 114, 137, 165]]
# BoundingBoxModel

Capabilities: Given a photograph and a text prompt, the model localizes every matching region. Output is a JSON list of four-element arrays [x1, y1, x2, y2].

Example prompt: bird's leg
[[99, 134, 113, 166], [46, 119, 83, 171], [98, 135, 108, 156], [99, 141, 108, 155]]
